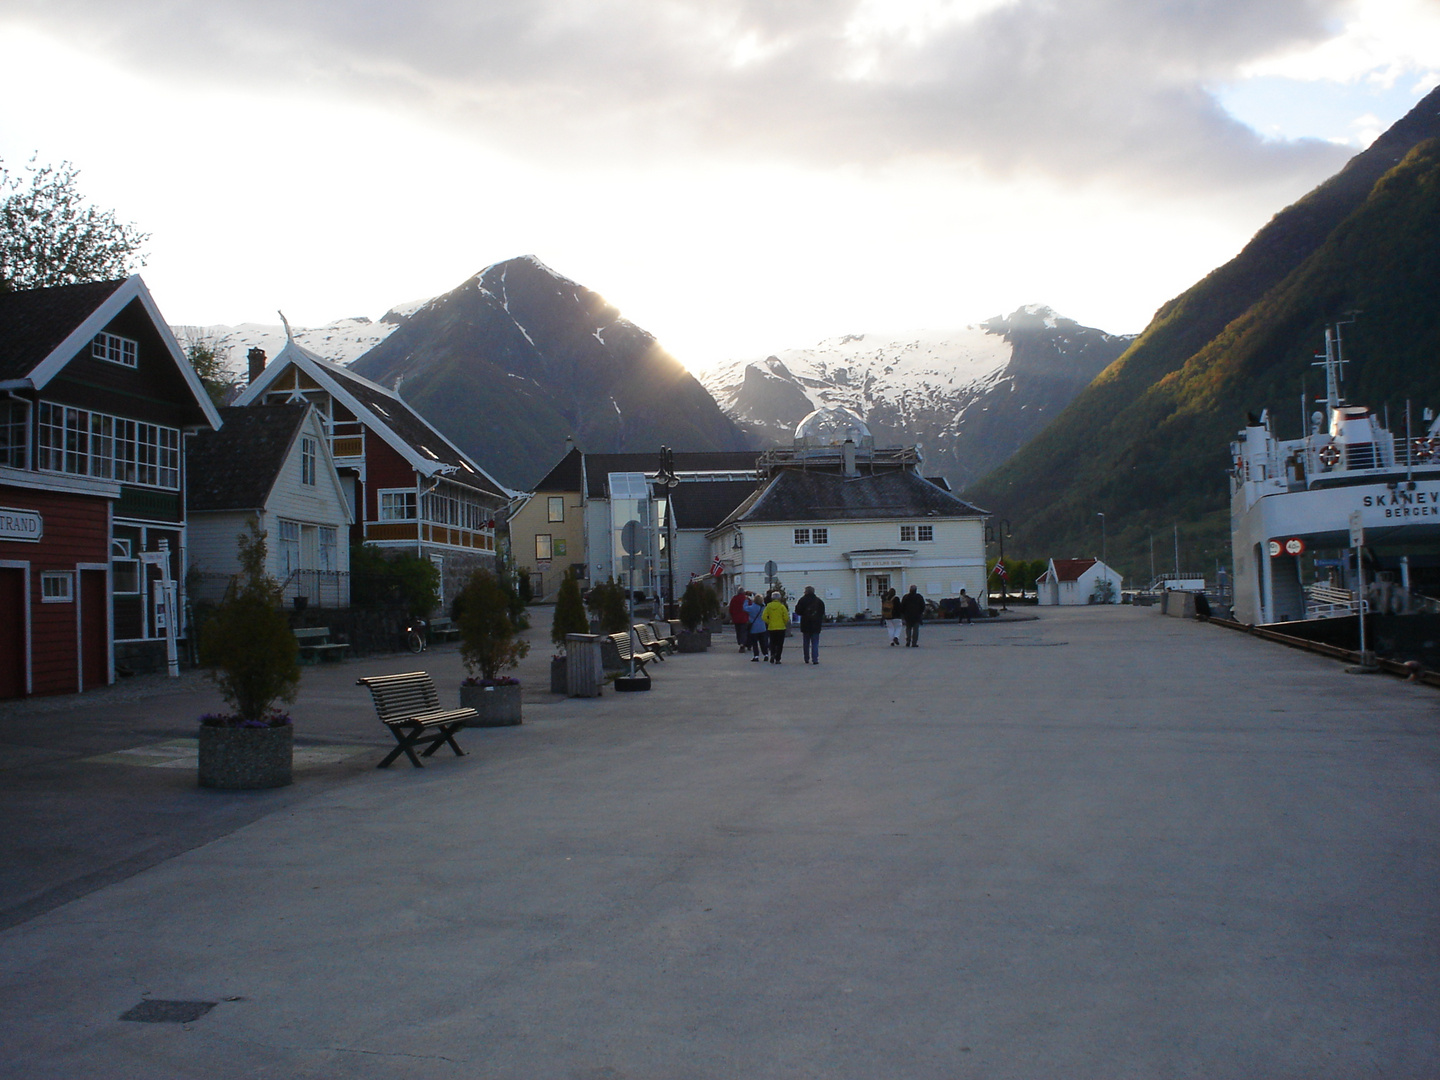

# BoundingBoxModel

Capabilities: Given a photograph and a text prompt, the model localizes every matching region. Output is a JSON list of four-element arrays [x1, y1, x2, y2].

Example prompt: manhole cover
[[119, 999, 216, 1024]]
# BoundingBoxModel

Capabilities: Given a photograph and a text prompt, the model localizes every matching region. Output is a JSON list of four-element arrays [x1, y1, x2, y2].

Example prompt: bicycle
[[404, 618, 428, 654]]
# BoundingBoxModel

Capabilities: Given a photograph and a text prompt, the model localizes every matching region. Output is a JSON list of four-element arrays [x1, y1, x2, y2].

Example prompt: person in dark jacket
[[899, 584, 926, 646], [794, 585, 826, 665]]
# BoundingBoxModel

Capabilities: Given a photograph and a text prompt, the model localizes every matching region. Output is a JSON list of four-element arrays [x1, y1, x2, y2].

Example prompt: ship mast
[[1313, 318, 1355, 436]]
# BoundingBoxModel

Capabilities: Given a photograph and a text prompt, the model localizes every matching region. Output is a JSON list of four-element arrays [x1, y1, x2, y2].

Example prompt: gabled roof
[[1048, 558, 1099, 582], [669, 479, 760, 531], [713, 468, 986, 531], [186, 404, 312, 512], [528, 448, 760, 498], [235, 338, 512, 499], [0, 275, 222, 428], [532, 447, 585, 492]]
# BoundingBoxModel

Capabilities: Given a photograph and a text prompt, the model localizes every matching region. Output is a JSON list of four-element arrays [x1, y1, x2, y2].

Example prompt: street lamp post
[[1097, 512, 1109, 603]]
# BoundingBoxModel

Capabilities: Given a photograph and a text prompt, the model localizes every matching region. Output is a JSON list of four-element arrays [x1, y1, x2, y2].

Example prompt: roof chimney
[[247, 347, 266, 384], [843, 437, 858, 478]]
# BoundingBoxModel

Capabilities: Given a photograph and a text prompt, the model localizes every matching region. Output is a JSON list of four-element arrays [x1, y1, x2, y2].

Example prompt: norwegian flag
[[711, 555, 725, 577], [993, 558, 1007, 580]]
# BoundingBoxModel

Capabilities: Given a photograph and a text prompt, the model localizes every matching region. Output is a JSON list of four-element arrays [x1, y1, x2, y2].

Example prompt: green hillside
[[966, 90, 1440, 585]]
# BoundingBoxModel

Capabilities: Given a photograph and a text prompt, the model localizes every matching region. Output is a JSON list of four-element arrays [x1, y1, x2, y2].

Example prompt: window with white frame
[[0, 399, 26, 467], [92, 332, 137, 368], [278, 519, 301, 575], [35, 402, 178, 488], [379, 490, 417, 521], [300, 437, 317, 485], [41, 571, 74, 602], [318, 526, 338, 571], [547, 496, 564, 522], [900, 525, 914, 541], [420, 482, 490, 531], [917, 524, 934, 541], [794, 527, 828, 545]]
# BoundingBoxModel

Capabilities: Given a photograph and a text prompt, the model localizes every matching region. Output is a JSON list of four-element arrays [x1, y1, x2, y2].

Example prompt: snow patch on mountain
[[174, 296, 432, 371]]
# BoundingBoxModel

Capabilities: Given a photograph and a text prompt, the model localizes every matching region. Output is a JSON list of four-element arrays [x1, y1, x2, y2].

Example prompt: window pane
[[548, 496, 564, 523], [536, 534, 552, 560]]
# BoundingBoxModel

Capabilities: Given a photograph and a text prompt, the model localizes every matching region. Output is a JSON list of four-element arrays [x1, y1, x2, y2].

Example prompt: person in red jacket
[[728, 587, 751, 651]]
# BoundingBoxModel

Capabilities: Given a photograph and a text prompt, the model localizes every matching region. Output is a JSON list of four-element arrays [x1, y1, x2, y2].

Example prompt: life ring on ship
[[1318, 442, 1341, 467], [1412, 438, 1432, 462]]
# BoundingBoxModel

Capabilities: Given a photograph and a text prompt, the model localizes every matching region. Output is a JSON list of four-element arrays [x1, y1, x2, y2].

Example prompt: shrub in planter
[[586, 577, 629, 634], [197, 520, 301, 789], [677, 579, 720, 651], [456, 569, 530, 725]]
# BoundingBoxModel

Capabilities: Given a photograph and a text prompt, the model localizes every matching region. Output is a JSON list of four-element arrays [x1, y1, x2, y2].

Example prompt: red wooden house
[[234, 336, 512, 606], [0, 277, 221, 697]]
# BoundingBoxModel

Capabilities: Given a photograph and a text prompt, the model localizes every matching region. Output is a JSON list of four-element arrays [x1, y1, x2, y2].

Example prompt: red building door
[[80, 569, 108, 690], [0, 568, 26, 698]]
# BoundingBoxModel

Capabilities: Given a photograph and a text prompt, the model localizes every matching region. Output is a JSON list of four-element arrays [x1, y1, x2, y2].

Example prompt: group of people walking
[[726, 582, 936, 663], [727, 586, 827, 665], [881, 585, 927, 646]]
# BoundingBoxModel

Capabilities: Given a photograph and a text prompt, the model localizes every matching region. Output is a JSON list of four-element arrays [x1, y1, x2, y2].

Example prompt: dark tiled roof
[[187, 404, 309, 511], [0, 280, 127, 380], [580, 450, 760, 498], [669, 479, 760, 530], [720, 468, 986, 528], [532, 447, 585, 492], [324, 363, 507, 499]]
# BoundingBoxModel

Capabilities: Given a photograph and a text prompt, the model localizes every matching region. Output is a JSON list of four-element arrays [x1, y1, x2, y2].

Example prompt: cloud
[[4, 0, 1360, 191]]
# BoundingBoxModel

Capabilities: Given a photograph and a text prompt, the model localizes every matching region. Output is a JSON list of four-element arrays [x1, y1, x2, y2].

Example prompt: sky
[[1, 0, 1438, 374]]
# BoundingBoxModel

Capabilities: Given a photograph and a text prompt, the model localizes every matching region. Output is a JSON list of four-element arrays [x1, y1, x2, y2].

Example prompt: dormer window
[[92, 332, 137, 368]]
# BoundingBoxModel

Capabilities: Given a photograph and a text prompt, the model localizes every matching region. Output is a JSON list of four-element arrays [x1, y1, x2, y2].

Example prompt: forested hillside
[[966, 87, 1440, 582]]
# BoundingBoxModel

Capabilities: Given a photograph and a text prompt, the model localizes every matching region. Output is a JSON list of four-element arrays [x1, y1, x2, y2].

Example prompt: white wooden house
[[706, 410, 989, 616], [1035, 557, 1123, 605], [186, 404, 353, 608]]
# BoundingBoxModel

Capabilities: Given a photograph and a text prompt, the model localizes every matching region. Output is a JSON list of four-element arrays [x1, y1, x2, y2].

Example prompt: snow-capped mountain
[[171, 297, 432, 370], [699, 306, 1132, 492], [346, 256, 748, 488]]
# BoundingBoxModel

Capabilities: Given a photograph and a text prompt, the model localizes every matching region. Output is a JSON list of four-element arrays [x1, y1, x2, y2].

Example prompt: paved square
[[0, 607, 1436, 1079]]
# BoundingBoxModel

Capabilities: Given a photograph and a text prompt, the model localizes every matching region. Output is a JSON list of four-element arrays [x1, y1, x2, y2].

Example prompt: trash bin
[[565, 634, 604, 697]]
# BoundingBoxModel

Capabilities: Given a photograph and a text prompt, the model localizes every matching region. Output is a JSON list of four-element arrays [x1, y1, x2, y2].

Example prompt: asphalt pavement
[[0, 606, 1436, 1079]]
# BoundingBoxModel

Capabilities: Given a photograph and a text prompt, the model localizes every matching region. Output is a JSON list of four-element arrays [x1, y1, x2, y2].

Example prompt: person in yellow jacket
[[761, 592, 791, 664]]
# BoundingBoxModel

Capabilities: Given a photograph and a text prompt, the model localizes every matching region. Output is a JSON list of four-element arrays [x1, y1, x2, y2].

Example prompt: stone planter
[[460, 682, 522, 726], [198, 723, 293, 790], [676, 629, 711, 653], [550, 656, 568, 694]]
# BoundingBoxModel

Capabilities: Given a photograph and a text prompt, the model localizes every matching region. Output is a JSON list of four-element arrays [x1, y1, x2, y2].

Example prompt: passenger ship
[[1230, 323, 1440, 624]]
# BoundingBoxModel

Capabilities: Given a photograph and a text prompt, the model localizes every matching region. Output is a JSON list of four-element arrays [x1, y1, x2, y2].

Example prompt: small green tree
[[184, 332, 238, 407], [551, 572, 589, 648], [586, 577, 629, 634], [456, 569, 530, 682], [198, 519, 300, 725], [517, 568, 533, 605], [679, 579, 721, 632]]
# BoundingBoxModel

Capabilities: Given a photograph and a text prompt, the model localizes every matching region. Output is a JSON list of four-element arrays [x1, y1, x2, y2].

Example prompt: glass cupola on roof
[[794, 407, 873, 449]]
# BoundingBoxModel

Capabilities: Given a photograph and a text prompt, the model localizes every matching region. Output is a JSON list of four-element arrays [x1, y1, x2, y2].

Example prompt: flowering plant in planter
[[461, 676, 519, 688]]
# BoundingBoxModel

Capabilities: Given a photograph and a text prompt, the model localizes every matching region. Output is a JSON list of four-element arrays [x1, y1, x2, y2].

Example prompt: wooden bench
[[357, 671, 474, 769], [295, 626, 349, 664], [648, 621, 678, 651], [632, 623, 673, 657], [604, 631, 658, 676], [427, 616, 462, 644]]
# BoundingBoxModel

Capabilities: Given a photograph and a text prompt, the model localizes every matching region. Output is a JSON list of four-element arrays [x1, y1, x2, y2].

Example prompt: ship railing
[[1305, 583, 1366, 619]]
